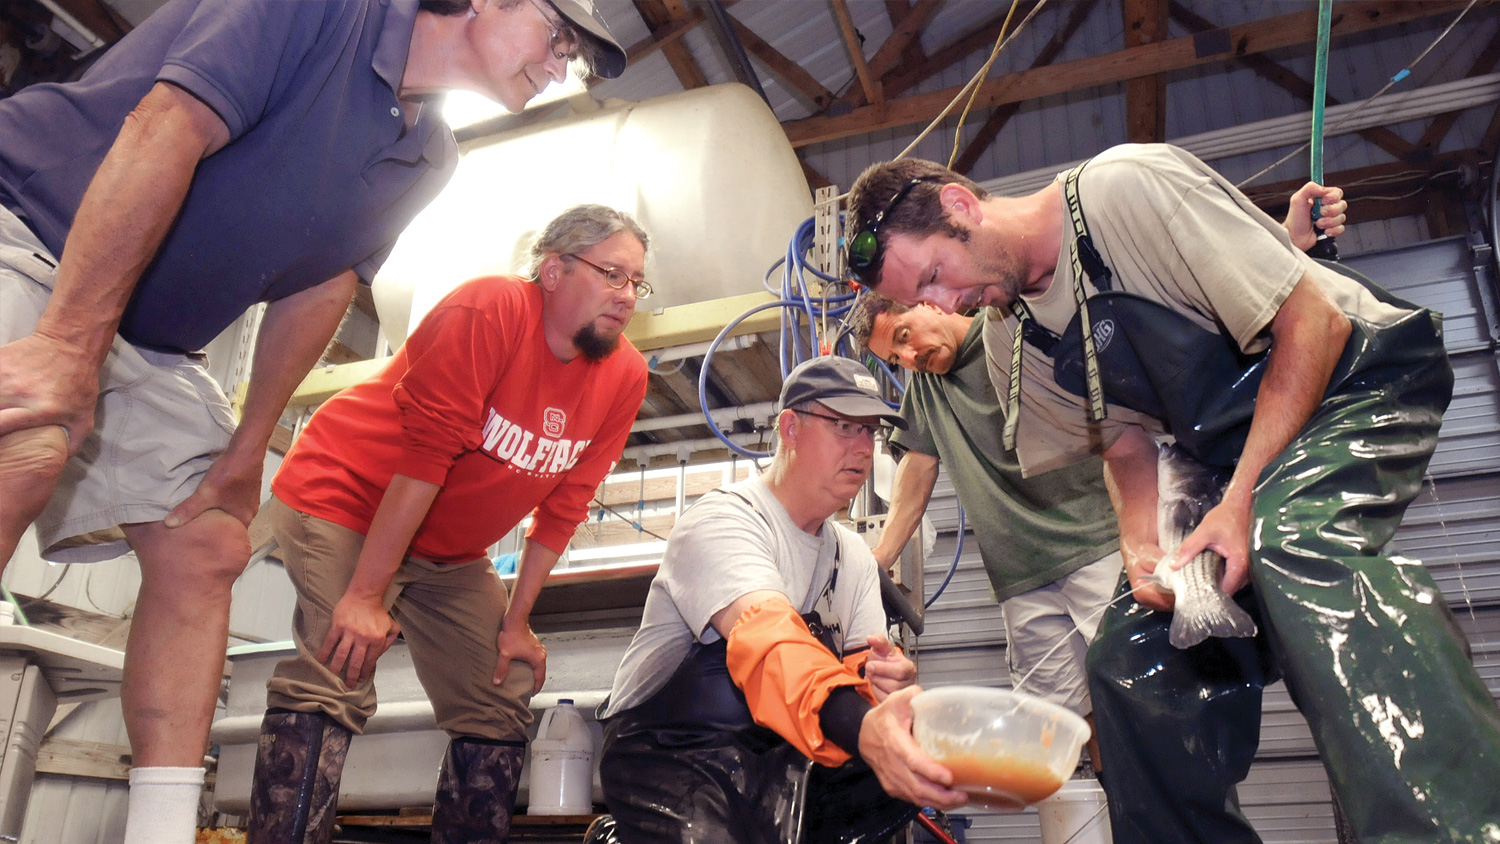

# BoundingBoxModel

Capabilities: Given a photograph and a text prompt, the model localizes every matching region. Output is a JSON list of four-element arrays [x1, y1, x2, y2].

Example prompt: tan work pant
[[263, 496, 534, 741]]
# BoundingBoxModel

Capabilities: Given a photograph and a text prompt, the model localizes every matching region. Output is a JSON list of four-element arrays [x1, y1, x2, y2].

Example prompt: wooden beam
[[874, 4, 1035, 105], [1123, 0, 1168, 143], [953, 0, 1098, 175], [800, 158, 833, 191], [834, 0, 942, 111], [1414, 28, 1500, 156], [830, 0, 881, 107], [1167, 1, 1416, 161], [624, 291, 785, 351], [885, 0, 929, 73], [782, 1, 1480, 148], [624, 8, 707, 68], [632, 0, 709, 89], [35, 738, 131, 782], [728, 18, 833, 109]]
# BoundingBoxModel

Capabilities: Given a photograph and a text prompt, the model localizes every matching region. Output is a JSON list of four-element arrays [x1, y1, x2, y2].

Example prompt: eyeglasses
[[567, 253, 652, 299], [794, 409, 882, 440], [845, 177, 941, 285], [526, 0, 580, 61]]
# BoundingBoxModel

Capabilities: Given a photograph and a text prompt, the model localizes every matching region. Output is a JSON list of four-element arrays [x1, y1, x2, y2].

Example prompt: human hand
[[317, 593, 399, 686], [1122, 539, 1175, 612], [858, 685, 968, 810], [0, 427, 69, 564], [1285, 182, 1347, 251], [863, 634, 916, 702], [1170, 496, 1251, 596], [495, 620, 546, 694], [0, 333, 100, 451], [164, 450, 263, 529]]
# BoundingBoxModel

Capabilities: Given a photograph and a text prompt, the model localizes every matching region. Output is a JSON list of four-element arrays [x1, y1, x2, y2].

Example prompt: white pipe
[[631, 400, 779, 434], [621, 432, 768, 463], [980, 72, 1500, 197], [35, 0, 105, 52], [647, 334, 757, 367]]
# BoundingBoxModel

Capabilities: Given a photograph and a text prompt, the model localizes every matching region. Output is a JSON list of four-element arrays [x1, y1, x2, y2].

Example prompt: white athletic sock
[[123, 766, 205, 844]]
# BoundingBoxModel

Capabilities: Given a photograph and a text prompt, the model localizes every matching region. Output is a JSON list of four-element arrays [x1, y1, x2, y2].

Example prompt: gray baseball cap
[[552, 0, 627, 79], [779, 356, 906, 429]]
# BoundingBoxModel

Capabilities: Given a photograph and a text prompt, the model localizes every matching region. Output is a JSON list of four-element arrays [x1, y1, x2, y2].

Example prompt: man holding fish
[[844, 144, 1500, 843]]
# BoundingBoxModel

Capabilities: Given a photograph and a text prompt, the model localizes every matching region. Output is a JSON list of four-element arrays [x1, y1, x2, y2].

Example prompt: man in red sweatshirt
[[250, 204, 651, 844]]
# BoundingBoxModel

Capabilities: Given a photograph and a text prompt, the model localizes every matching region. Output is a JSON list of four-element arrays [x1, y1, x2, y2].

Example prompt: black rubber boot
[[248, 709, 352, 844], [429, 738, 527, 844]]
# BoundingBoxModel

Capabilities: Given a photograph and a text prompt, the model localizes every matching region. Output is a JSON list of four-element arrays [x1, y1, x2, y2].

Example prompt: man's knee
[[130, 510, 252, 591]]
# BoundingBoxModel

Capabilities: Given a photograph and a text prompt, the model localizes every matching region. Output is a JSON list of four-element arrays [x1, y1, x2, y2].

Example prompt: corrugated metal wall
[[914, 235, 1500, 843]]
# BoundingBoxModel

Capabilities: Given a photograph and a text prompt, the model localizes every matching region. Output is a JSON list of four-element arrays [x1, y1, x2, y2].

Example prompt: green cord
[[1, 583, 32, 626]]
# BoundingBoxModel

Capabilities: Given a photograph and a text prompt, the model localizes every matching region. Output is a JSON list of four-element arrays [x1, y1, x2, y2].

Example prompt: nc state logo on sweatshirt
[[544, 407, 566, 438], [480, 407, 590, 477]]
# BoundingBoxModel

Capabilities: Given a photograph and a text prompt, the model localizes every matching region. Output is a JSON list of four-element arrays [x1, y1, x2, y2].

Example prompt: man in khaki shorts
[[252, 205, 649, 844], [0, 2, 627, 842]]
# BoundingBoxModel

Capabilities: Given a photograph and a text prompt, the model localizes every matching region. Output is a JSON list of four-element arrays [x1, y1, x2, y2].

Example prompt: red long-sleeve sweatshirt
[[272, 276, 649, 561]]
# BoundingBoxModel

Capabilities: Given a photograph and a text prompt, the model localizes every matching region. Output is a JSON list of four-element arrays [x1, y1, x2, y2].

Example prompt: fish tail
[[1169, 590, 1258, 649]]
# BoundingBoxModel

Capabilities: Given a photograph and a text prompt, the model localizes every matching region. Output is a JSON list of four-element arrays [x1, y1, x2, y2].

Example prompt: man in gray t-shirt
[[599, 356, 965, 844]]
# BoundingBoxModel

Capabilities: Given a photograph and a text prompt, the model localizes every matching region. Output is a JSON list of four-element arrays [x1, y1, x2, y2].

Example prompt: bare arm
[[0, 82, 229, 444], [319, 473, 442, 685], [1100, 425, 1169, 610], [870, 450, 939, 572], [166, 270, 359, 529], [494, 539, 562, 694], [1172, 276, 1350, 593]]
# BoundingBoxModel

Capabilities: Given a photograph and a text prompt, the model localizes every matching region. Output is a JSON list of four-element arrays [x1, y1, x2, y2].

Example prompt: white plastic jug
[[1036, 780, 1111, 844], [527, 699, 594, 815]]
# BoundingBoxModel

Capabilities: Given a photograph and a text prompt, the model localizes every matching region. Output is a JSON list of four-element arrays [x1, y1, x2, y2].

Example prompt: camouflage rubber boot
[[429, 738, 526, 844], [582, 815, 624, 844], [247, 709, 352, 844]]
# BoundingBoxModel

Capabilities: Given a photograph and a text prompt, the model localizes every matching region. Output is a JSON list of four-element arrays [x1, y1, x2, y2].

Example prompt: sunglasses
[[845, 177, 941, 285], [567, 253, 652, 299]]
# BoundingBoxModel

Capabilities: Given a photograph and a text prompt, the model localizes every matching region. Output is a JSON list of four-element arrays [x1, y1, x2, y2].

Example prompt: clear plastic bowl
[[911, 685, 1090, 811]]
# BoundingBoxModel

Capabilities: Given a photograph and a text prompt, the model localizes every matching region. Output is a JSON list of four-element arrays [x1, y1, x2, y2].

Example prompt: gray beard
[[573, 323, 620, 362]]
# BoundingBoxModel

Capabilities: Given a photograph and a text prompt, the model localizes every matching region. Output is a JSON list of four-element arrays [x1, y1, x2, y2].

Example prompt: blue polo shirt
[[0, 0, 457, 352]]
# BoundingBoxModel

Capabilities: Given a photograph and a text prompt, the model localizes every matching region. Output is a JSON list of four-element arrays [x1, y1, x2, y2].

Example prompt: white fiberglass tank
[[372, 83, 814, 348]]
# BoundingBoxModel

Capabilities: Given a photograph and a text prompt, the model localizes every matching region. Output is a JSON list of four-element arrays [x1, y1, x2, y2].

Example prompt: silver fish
[[1146, 443, 1258, 649]]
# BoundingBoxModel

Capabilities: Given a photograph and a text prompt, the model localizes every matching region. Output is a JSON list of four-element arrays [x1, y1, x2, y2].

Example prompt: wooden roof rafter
[[1166, 1, 1418, 162], [781, 1, 1480, 149], [951, 0, 1100, 175], [632, 0, 710, 89]]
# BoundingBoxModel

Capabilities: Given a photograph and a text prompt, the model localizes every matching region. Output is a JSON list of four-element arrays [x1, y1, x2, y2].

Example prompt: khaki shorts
[[0, 207, 234, 563], [1001, 550, 1123, 717], [262, 496, 535, 741]]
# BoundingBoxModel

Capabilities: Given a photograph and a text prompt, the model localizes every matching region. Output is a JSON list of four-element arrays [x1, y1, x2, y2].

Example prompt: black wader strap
[[1002, 160, 1110, 451]]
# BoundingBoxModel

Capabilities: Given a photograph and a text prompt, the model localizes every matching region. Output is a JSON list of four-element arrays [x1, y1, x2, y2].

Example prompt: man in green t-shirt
[[848, 297, 1120, 775]]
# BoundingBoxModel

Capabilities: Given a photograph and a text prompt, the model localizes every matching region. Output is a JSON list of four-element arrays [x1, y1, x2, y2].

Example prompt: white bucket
[[527, 699, 594, 815], [1036, 780, 1111, 844]]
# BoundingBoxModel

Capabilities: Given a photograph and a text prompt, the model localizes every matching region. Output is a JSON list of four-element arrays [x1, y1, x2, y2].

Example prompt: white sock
[[123, 767, 205, 844]]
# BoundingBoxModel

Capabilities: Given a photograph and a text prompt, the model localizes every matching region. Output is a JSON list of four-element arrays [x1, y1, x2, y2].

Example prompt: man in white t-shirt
[[842, 145, 1500, 843], [597, 355, 965, 844]]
